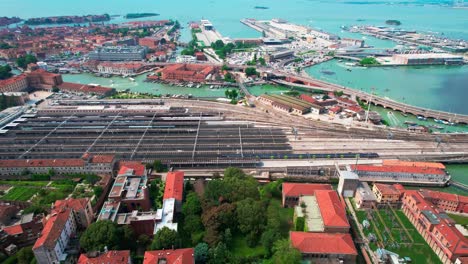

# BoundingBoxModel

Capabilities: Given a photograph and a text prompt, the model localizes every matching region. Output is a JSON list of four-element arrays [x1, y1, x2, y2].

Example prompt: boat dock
[[195, 19, 227, 46]]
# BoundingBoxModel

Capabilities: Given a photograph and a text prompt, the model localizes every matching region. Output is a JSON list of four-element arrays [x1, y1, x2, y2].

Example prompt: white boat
[[129, 77, 135, 82], [345, 62, 356, 66]]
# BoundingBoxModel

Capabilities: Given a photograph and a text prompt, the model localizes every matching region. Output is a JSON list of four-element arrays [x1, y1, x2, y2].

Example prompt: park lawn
[[231, 234, 265, 258], [447, 213, 468, 226], [1, 187, 37, 201], [354, 208, 441, 264], [0, 180, 49, 187]]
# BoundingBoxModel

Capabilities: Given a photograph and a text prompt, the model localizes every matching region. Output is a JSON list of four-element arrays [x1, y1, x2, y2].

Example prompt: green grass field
[[1, 187, 37, 201], [447, 213, 468, 226], [231, 234, 265, 258], [0, 180, 49, 187], [355, 207, 441, 264]]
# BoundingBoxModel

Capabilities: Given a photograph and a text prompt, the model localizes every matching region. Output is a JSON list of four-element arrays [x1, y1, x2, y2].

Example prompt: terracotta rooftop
[[383, 160, 446, 169], [78, 250, 131, 264], [404, 190, 468, 255], [282, 183, 332, 197], [143, 248, 194, 264], [53, 198, 89, 214], [3, 224, 23, 236], [352, 164, 446, 175], [0, 74, 27, 88], [290, 232, 357, 255], [89, 155, 114, 164], [299, 94, 318, 104], [164, 171, 184, 201], [58, 82, 114, 95], [33, 208, 72, 250], [0, 158, 85, 168], [314, 190, 349, 228], [117, 162, 146, 177], [374, 183, 402, 196]]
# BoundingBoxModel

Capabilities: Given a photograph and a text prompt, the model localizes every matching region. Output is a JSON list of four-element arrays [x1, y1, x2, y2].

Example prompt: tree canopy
[[79, 221, 120, 252], [272, 239, 302, 264], [245, 67, 258, 76], [151, 227, 180, 250], [0, 65, 12, 80], [16, 54, 37, 69]]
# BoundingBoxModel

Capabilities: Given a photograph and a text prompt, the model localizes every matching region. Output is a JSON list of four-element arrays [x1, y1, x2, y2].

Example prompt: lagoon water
[[1, 0, 468, 113]]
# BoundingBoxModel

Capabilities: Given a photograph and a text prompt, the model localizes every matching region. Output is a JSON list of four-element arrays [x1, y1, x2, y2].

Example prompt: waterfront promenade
[[270, 72, 468, 124]]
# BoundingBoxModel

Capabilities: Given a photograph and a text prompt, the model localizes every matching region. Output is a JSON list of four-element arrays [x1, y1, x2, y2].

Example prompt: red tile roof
[[90, 155, 115, 164], [290, 232, 357, 255], [143, 248, 194, 264], [374, 183, 401, 196], [382, 160, 446, 169], [78, 250, 130, 264], [420, 189, 459, 203], [58, 82, 114, 95], [282, 183, 332, 197], [3, 224, 23, 235], [352, 164, 446, 175], [299, 94, 318, 104], [0, 159, 85, 168], [346, 105, 363, 113], [118, 162, 146, 177], [314, 190, 349, 228], [33, 208, 73, 250], [0, 74, 27, 88], [404, 190, 468, 255], [164, 171, 184, 201], [53, 198, 89, 214]]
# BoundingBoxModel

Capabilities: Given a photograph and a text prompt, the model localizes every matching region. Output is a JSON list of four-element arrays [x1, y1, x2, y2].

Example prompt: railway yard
[[1, 99, 467, 171]]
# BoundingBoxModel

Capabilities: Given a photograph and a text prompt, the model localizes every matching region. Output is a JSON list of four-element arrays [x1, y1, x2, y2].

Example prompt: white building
[[33, 208, 77, 264]]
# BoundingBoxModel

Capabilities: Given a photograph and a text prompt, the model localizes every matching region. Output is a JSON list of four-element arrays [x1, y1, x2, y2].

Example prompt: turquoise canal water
[[62, 73, 288, 97], [2, 0, 468, 113], [306, 61, 468, 115], [1, 0, 467, 40], [418, 165, 468, 195]]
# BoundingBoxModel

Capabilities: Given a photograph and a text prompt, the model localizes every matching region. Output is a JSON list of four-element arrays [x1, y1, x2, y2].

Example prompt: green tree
[[261, 229, 282, 257], [258, 57, 266, 66], [120, 225, 136, 250], [210, 242, 231, 264], [151, 227, 179, 250], [137, 234, 150, 248], [295, 217, 305, 231], [221, 64, 229, 71], [236, 198, 265, 235], [152, 160, 164, 172], [194, 243, 209, 264], [202, 203, 236, 246], [79, 221, 120, 252], [223, 228, 232, 248], [183, 192, 202, 216], [272, 239, 301, 264], [52, 87, 60, 93], [17, 246, 34, 264], [245, 67, 257, 76], [0, 65, 12, 80], [183, 214, 203, 235], [224, 173, 259, 202], [224, 89, 238, 100], [16, 54, 37, 69], [204, 179, 230, 204]]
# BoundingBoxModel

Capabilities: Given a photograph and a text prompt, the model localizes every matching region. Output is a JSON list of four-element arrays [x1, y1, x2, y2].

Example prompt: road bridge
[[269, 72, 468, 124]]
